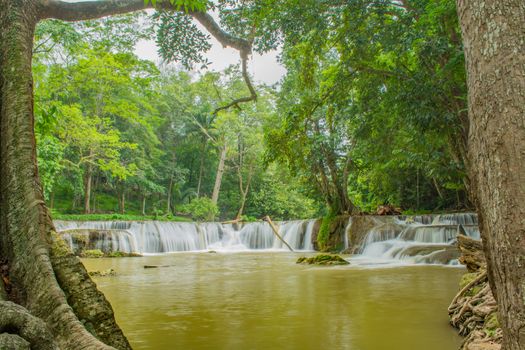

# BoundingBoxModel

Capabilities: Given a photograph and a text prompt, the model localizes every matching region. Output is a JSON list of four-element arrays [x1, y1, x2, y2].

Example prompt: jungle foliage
[[34, 0, 470, 221]]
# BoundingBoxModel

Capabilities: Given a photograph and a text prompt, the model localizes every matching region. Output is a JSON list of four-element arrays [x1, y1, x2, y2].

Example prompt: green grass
[[52, 212, 192, 222]]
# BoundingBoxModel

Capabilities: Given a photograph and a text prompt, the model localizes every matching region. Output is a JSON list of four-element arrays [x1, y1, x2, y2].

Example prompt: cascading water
[[56, 212, 479, 266], [352, 213, 480, 266], [55, 219, 317, 254]]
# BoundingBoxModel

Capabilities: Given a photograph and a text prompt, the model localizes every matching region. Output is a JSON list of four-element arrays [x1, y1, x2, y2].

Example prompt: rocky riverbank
[[448, 235, 502, 350]]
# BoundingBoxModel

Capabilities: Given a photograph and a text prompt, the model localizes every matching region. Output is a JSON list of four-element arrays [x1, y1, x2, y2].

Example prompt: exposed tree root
[[50, 234, 131, 349], [0, 333, 31, 349], [0, 301, 58, 350], [449, 235, 502, 350]]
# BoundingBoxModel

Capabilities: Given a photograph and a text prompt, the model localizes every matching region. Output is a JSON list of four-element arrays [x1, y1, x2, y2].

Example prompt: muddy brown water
[[83, 252, 464, 350]]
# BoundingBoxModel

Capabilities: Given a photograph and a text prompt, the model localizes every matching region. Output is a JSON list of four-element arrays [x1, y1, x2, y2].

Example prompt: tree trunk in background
[[142, 195, 146, 216], [196, 140, 207, 197], [211, 143, 227, 205], [0, 2, 130, 348], [167, 173, 174, 214], [50, 191, 55, 209], [456, 0, 525, 348], [235, 165, 254, 220], [119, 191, 125, 214], [83, 166, 92, 214]]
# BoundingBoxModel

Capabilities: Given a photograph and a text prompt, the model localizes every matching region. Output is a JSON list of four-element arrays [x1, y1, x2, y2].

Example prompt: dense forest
[[1, 0, 524, 349], [34, 1, 470, 221]]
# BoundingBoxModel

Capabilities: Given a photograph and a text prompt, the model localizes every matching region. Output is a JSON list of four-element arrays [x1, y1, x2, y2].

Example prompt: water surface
[[83, 253, 464, 350]]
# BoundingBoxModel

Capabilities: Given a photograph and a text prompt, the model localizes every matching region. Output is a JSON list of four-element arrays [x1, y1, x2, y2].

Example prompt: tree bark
[[235, 164, 254, 219], [196, 140, 207, 197], [211, 142, 227, 205], [0, 2, 129, 348], [166, 173, 173, 214], [119, 190, 125, 214], [0, 0, 253, 348], [142, 194, 146, 216], [456, 0, 525, 348], [83, 165, 92, 214], [49, 191, 55, 209]]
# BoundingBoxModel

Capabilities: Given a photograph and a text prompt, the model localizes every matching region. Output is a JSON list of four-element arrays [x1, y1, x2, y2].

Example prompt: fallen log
[[263, 216, 294, 252]]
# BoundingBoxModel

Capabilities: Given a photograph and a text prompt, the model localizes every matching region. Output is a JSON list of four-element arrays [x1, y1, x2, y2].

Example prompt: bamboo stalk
[[264, 216, 294, 252]]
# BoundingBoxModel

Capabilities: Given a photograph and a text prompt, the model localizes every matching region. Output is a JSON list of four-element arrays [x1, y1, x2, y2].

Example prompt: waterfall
[[57, 212, 479, 266], [353, 212, 480, 266], [56, 219, 318, 254]]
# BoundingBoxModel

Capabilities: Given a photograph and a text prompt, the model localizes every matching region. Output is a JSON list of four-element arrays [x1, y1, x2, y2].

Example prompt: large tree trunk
[[0, 2, 130, 348], [211, 143, 227, 205], [0, 1, 253, 347], [456, 0, 525, 348]]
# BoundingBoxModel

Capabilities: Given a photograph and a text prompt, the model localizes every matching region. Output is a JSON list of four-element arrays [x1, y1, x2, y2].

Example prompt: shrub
[[179, 197, 219, 221]]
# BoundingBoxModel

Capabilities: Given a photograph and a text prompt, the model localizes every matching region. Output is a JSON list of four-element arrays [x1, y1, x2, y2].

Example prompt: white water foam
[[56, 219, 317, 254]]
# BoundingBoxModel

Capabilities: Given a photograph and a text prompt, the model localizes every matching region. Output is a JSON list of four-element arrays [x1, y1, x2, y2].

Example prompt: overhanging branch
[[39, 0, 257, 114]]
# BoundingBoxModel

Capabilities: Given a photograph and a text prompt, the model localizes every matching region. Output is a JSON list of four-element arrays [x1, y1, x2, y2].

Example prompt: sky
[[134, 24, 286, 85], [64, 1, 287, 85]]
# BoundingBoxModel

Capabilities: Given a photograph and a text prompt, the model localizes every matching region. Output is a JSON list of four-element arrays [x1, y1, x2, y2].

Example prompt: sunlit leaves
[[144, 0, 208, 12]]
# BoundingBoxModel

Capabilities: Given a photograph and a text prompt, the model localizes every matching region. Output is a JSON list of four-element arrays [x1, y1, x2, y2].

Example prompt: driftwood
[[221, 218, 242, 225], [263, 216, 294, 252], [376, 205, 402, 215]]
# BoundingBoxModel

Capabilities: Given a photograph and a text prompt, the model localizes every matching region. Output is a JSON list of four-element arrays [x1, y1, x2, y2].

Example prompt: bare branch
[[213, 52, 257, 115], [192, 117, 216, 143]]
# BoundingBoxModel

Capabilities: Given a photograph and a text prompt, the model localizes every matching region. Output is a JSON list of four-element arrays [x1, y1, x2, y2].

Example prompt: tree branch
[[212, 51, 257, 115], [39, 0, 257, 114], [40, 1, 249, 50]]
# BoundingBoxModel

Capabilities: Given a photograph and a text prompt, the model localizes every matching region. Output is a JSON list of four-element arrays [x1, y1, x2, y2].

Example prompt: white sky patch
[[63, 2, 286, 84], [135, 36, 286, 85], [134, 9, 286, 85]]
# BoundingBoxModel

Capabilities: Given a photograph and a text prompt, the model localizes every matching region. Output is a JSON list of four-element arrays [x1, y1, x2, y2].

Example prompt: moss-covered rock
[[80, 249, 105, 258], [296, 254, 349, 265], [314, 214, 349, 252], [106, 251, 142, 258], [80, 249, 141, 258], [460, 272, 480, 289]]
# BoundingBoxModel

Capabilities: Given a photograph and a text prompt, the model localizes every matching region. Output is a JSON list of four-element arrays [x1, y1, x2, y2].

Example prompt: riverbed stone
[[296, 254, 349, 265]]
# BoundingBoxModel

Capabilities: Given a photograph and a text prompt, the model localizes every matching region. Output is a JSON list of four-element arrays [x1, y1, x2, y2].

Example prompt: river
[[83, 252, 464, 350]]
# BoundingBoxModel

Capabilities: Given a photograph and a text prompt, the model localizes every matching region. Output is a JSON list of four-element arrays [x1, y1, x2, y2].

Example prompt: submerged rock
[[296, 254, 349, 265], [89, 268, 116, 277], [143, 265, 172, 269], [402, 245, 461, 264]]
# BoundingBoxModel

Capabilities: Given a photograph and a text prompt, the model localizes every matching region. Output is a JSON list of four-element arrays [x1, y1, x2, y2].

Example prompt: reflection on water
[[83, 253, 463, 350]]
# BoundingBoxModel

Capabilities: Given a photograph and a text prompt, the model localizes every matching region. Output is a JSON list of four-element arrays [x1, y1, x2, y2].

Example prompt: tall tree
[[456, 0, 525, 348], [0, 1, 252, 347]]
